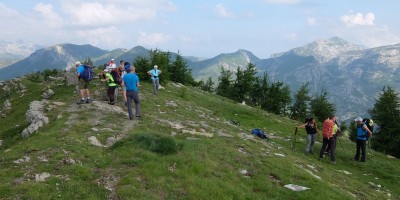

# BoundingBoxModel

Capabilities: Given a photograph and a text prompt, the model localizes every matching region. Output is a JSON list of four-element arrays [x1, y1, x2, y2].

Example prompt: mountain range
[[1, 37, 399, 120]]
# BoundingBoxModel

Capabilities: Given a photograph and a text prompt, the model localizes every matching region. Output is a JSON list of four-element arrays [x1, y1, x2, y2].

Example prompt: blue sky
[[1, 0, 399, 58]]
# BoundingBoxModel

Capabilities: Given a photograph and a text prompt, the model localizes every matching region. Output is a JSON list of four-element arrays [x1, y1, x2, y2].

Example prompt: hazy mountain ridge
[[1, 37, 399, 119]]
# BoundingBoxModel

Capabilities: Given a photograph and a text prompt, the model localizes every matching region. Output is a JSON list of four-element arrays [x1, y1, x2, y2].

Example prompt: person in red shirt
[[319, 115, 336, 164]]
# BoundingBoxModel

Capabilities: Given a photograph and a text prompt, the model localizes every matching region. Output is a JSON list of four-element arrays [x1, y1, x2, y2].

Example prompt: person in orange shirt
[[319, 115, 336, 164]]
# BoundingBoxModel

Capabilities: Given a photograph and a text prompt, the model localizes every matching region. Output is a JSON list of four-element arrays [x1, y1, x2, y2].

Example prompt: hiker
[[123, 65, 141, 120], [319, 115, 336, 164], [106, 59, 115, 70], [325, 117, 340, 154], [100, 68, 118, 105], [76, 61, 91, 104], [147, 65, 162, 95], [119, 62, 128, 105], [353, 117, 373, 162], [298, 117, 318, 154]]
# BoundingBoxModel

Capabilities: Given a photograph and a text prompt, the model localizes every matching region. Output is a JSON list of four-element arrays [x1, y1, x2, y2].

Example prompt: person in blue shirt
[[147, 65, 162, 95], [76, 61, 91, 104], [353, 117, 373, 162], [123, 66, 141, 120]]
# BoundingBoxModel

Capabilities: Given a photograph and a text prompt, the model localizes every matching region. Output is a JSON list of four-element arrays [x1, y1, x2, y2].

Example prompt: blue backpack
[[251, 128, 269, 140], [80, 65, 94, 81]]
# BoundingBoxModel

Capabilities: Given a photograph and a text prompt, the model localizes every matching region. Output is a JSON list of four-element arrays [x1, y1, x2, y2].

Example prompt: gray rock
[[22, 101, 49, 137], [106, 137, 117, 147], [284, 184, 310, 191], [42, 89, 54, 99], [35, 172, 51, 182], [66, 68, 79, 86], [88, 136, 105, 147], [3, 100, 11, 111]]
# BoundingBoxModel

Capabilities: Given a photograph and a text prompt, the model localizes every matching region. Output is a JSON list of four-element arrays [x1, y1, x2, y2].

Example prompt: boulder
[[66, 67, 79, 86], [21, 101, 49, 137]]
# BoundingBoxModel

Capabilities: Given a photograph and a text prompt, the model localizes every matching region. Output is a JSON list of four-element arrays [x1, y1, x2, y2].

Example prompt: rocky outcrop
[[1, 100, 11, 118], [66, 67, 79, 86], [21, 101, 49, 137], [42, 89, 54, 99]]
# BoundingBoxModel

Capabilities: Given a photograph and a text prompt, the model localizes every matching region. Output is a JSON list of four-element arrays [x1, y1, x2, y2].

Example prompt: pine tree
[[200, 77, 214, 92], [369, 86, 400, 157], [216, 67, 233, 98], [150, 49, 171, 83], [290, 83, 311, 121], [170, 52, 194, 85], [263, 81, 291, 115], [310, 90, 336, 122], [133, 57, 151, 81]]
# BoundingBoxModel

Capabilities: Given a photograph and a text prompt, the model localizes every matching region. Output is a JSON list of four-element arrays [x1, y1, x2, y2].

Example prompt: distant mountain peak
[[290, 36, 365, 63]]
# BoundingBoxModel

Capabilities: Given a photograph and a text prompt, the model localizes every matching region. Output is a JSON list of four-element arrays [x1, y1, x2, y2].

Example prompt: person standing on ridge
[[101, 68, 118, 105], [298, 117, 318, 155], [353, 117, 373, 162], [123, 66, 141, 120], [319, 115, 336, 164], [76, 61, 91, 104], [147, 65, 162, 95]]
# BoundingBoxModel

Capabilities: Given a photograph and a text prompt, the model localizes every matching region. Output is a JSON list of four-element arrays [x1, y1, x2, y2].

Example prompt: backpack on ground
[[80, 65, 94, 81], [110, 69, 122, 85], [251, 128, 269, 140]]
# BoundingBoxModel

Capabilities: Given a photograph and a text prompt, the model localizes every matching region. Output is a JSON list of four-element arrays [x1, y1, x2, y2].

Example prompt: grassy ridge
[[0, 77, 399, 199]]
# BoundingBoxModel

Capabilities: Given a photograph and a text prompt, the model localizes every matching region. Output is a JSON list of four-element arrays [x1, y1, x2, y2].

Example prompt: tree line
[[79, 49, 400, 158]]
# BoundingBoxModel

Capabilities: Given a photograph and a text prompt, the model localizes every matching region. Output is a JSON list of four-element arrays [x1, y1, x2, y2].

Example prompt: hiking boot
[[86, 99, 91, 103], [330, 161, 336, 165], [124, 101, 127, 106], [77, 99, 85, 104], [108, 102, 115, 105], [136, 115, 142, 119]]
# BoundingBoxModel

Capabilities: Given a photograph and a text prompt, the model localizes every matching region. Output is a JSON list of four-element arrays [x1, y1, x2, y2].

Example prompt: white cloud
[[33, 3, 63, 28], [215, 4, 234, 19], [61, 0, 176, 26], [307, 17, 317, 26], [75, 27, 124, 48], [341, 12, 375, 27], [263, 0, 301, 4], [137, 31, 172, 46]]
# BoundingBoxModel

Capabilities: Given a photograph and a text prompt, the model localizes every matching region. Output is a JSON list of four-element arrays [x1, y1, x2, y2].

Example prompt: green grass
[[0, 76, 399, 199]]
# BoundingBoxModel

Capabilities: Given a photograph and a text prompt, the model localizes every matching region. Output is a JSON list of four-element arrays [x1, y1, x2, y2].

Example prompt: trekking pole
[[292, 127, 298, 151]]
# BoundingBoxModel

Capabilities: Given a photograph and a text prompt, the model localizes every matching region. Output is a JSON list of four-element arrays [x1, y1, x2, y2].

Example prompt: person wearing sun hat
[[353, 117, 373, 162], [147, 65, 162, 95]]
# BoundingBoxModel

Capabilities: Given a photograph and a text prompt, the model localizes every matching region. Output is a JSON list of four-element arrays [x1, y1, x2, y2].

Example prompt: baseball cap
[[354, 117, 363, 122], [75, 61, 81, 65], [154, 65, 158, 69]]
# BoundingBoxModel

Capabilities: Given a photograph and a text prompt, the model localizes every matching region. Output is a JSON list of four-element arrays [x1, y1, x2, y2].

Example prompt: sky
[[1, 0, 400, 58]]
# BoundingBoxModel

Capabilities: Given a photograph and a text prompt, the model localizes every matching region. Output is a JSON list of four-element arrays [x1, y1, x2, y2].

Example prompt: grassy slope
[[0, 76, 399, 200]]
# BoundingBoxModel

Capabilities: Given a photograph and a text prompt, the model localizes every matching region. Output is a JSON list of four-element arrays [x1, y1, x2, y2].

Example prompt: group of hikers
[[75, 59, 162, 120], [298, 115, 373, 164]]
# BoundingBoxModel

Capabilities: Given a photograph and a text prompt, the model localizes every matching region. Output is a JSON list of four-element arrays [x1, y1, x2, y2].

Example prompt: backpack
[[80, 65, 94, 81], [362, 118, 374, 136], [110, 69, 122, 85], [251, 128, 269, 140]]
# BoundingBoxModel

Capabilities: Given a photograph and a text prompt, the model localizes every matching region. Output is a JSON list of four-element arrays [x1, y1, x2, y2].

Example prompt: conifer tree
[[170, 52, 195, 85], [133, 57, 151, 81], [216, 67, 233, 98], [200, 77, 214, 92], [290, 83, 311, 121], [369, 86, 400, 157], [149, 49, 171, 83], [263, 81, 291, 115], [310, 90, 336, 122]]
